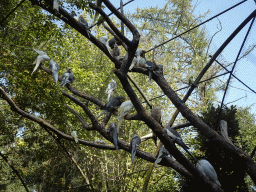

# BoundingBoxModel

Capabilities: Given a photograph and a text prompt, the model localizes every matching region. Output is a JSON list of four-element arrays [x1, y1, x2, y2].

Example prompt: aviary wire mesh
[[103, 0, 256, 118]]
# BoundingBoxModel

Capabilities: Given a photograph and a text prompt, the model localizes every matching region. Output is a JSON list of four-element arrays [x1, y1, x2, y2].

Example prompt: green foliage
[[0, 0, 239, 191], [185, 104, 254, 192]]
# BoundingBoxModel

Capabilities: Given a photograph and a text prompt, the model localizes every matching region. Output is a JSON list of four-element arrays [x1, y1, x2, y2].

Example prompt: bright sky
[[103, 0, 256, 115]]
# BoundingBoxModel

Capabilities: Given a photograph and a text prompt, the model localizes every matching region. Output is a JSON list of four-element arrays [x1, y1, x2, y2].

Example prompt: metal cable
[[145, 0, 248, 53], [216, 15, 256, 127], [0, 0, 26, 25]]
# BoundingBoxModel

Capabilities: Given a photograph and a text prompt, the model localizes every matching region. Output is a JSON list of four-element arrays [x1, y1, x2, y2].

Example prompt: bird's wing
[[154, 147, 164, 165], [33, 49, 46, 55], [69, 72, 75, 83], [60, 73, 69, 86], [112, 128, 118, 150], [107, 91, 114, 102], [31, 56, 41, 75], [52, 70, 59, 84]]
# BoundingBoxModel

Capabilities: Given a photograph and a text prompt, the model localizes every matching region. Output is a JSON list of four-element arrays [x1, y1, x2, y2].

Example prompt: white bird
[[196, 159, 221, 187], [105, 79, 117, 102], [94, 139, 100, 143], [53, 0, 59, 11], [129, 49, 141, 70], [48, 59, 59, 84], [100, 36, 111, 54], [117, 100, 133, 133], [71, 131, 78, 143], [32, 49, 50, 75], [100, 140, 105, 145]]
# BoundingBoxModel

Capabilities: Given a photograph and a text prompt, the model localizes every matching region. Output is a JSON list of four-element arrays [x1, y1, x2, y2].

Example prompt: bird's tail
[[86, 30, 90, 39], [184, 148, 197, 161], [113, 134, 118, 150], [131, 149, 136, 164], [59, 80, 66, 86], [117, 117, 123, 134], [154, 154, 162, 165], [52, 71, 59, 85], [149, 70, 153, 83]]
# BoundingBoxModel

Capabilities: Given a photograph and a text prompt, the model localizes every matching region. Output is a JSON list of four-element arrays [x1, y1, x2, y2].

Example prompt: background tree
[[0, 0, 256, 191]]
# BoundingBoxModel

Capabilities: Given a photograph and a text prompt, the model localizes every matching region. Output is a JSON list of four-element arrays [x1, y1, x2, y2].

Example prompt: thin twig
[[0, 152, 29, 192], [127, 74, 152, 109]]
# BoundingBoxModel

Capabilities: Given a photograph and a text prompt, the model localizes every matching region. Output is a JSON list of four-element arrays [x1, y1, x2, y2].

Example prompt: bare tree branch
[[0, 152, 29, 192], [64, 104, 95, 131]]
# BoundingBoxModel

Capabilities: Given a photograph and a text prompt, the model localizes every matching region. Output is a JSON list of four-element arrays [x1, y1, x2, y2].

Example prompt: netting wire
[[216, 15, 256, 128]]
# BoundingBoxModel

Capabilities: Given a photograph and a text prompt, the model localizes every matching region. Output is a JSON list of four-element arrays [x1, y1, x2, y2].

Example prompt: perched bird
[[196, 159, 221, 187], [151, 104, 162, 125], [48, 59, 59, 84], [94, 139, 100, 143], [129, 49, 142, 70], [151, 104, 162, 145], [107, 91, 115, 103], [108, 38, 116, 49], [100, 36, 111, 54], [136, 49, 147, 68], [155, 64, 163, 76], [78, 15, 90, 39], [130, 134, 141, 164], [107, 123, 118, 149], [60, 67, 75, 86], [96, 96, 126, 119], [71, 131, 78, 143], [154, 146, 171, 165], [53, 0, 59, 11], [146, 61, 156, 82], [105, 79, 117, 102], [112, 44, 120, 58], [32, 49, 50, 75], [165, 125, 196, 160], [117, 99, 133, 133], [100, 140, 105, 145]]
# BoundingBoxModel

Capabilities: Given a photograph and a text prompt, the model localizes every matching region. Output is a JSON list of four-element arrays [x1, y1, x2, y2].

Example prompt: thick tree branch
[[90, 0, 140, 74], [0, 86, 114, 150], [61, 89, 193, 177], [62, 91, 98, 125], [102, 23, 128, 50], [114, 70, 220, 190], [40, 65, 105, 108], [31, 1, 121, 66], [103, 0, 138, 37], [89, 3, 130, 46], [154, 68, 256, 184], [219, 120, 234, 146]]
